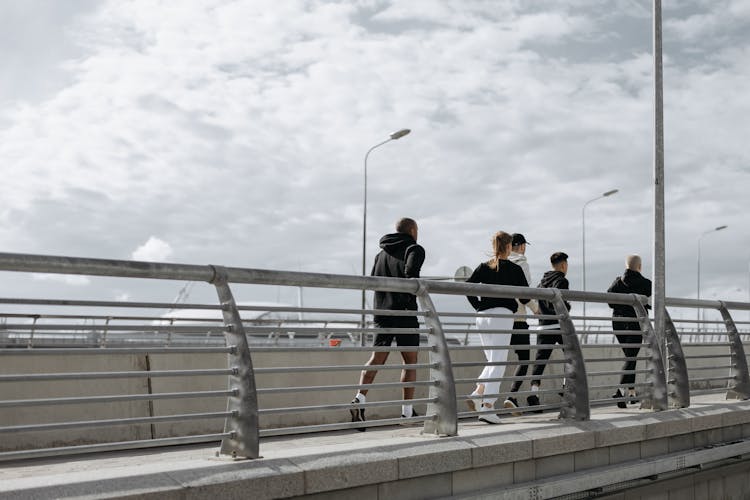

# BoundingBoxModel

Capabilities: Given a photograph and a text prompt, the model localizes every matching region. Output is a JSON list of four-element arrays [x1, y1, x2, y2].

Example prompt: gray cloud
[[0, 0, 748, 314]]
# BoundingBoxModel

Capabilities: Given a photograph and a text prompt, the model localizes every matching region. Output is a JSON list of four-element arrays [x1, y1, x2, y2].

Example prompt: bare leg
[[358, 351, 389, 396], [400, 350, 417, 400]]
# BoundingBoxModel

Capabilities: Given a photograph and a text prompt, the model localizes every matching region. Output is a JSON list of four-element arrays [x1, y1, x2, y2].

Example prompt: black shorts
[[373, 316, 420, 347]]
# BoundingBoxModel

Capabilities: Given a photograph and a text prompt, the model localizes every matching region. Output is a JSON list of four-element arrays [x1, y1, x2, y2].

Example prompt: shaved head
[[625, 255, 641, 271]]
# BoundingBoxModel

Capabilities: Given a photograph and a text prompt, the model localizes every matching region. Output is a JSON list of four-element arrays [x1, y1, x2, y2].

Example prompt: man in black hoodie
[[528, 252, 571, 411], [350, 218, 426, 430], [607, 255, 652, 408]]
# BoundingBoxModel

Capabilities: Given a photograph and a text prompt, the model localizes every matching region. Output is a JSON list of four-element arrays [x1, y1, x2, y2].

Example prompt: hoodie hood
[[379, 232, 416, 254], [540, 270, 566, 288]]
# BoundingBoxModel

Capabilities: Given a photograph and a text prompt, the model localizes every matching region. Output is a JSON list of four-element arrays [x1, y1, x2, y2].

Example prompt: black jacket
[[371, 233, 425, 320], [465, 260, 529, 312], [607, 269, 652, 317], [537, 270, 571, 326]]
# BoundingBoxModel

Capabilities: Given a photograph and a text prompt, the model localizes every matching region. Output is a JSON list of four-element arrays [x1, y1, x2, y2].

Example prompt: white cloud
[[0, 0, 748, 307], [131, 236, 173, 262], [31, 273, 90, 286]]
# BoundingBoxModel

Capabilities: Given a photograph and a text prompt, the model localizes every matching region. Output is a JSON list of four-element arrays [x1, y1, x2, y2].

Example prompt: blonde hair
[[626, 254, 642, 271], [488, 231, 513, 270]]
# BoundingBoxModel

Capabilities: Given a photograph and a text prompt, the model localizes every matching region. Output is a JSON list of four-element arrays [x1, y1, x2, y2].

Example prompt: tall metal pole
[[581, 189, 618, 330], [652, 0, 666, 352], [360, 129, 411, 339]]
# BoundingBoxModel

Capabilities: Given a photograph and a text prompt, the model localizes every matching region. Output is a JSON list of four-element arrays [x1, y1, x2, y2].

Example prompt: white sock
[[354, 393, 366, 404], [402, 404, 413, 417], [531, 385, 539, 392]]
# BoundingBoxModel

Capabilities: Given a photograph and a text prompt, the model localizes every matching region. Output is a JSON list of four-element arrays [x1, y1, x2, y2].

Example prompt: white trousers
[[475, 307, 514, 405]]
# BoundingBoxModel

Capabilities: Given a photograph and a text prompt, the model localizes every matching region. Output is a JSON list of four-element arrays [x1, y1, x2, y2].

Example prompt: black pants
[[531, 328, 563, 386], [613, 318, 642, 388], [510, 321, 530, 393]]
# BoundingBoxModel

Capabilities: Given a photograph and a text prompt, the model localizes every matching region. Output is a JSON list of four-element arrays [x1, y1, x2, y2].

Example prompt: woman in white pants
[[466, 231, 530, 424]]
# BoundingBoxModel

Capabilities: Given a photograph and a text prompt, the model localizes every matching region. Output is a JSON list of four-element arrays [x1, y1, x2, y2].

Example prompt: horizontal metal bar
[[454, 374, 563, 384], [0, 347, 234, 356], [0, 411, 231, 434], [683, 354, 731, 360], [584, 357, 650, 363], [689, 376, 733, 383], [256, 380, 436, 395], [255, 363, 437, 374], [0, 297, 222, 310], [258, 398, 436, 415], [686, 366, 732, 372], [259, 415, 434, 437], [449, 345, 564, 351], [0, 433, 228, 463], [450, 359, 567, 368], [587, 369, 650, 377], [0, 368, 233, 383], [581, 343, 645, 348], [243, 326, 429, 335], [248, 346, 433, 353], [587, 382, 652, 390], [0, 323, 227, 333], [0, 390, 236, 409]]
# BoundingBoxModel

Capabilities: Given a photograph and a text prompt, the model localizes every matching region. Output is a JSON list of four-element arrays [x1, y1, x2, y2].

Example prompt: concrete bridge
[[3, 394, 750, 499], [1, 252, 750, 499]]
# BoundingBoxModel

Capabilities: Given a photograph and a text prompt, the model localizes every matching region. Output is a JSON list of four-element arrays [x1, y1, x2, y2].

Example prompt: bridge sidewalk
[[1, 395, 749, 499]]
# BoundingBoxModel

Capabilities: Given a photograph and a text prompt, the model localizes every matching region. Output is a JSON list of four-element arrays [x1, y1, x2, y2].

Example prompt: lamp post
[[361, 129, 411, 333], [697, 224, 727, 330], [582, 189, 619, 329]]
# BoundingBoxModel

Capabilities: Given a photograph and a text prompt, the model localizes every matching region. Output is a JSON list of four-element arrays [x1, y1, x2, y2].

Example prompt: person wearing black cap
[[504, 233, 540, 415], [527, 251, 571, 411]]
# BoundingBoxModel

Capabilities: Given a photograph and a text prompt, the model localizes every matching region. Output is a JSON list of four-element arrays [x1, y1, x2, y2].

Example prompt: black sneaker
[[350, 398, 366, 431], [613, 389, 627, 409], [527, 394, 542, 413]]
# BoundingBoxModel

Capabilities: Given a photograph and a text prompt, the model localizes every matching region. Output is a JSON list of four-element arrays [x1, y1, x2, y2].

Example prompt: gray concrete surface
[[2, 394, 750, 499]]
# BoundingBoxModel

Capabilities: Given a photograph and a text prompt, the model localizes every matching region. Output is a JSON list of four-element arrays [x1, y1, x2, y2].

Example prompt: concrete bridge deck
[[3, 394, 750, 500]]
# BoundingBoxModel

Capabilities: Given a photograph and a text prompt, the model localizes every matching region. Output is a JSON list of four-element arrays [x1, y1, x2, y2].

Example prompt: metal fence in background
[[0, 252, 749, 463]]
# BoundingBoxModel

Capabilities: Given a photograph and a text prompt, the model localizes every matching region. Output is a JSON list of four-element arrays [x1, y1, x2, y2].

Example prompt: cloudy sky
[[0, 0, 748, 316]]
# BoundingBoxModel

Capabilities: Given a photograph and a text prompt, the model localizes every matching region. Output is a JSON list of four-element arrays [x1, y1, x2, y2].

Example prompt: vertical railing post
[[416, 283, 457, 436], [209, 265, 259, 459], [632, 297, 668, 411], [717, 302, 750, 400], [552, 290, 589, 420], [663, 310, 690, 408]]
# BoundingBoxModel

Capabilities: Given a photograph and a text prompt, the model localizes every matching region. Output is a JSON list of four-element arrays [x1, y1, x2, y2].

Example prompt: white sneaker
[[478, 407, 502, 424]]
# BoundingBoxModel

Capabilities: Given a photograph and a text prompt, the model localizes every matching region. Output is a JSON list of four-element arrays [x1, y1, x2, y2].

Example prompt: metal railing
[[0, 252, 749, 462]]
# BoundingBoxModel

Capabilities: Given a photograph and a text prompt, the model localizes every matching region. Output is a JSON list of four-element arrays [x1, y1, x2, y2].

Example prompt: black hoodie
[[607, 269, 652, 317], [537, 270, 571, 326], [371, 232, 425, 321]]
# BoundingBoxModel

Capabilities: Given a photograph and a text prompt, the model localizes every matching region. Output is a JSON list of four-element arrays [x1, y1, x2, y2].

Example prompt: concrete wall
[[0, 343, 738, 451]]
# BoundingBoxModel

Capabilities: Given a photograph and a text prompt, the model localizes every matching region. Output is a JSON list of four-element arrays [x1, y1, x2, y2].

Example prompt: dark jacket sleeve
[[559, 277, 571, 311], [606, 277, 623, 309], [404, 244, 425, 278], [465, 265, 482, 311]]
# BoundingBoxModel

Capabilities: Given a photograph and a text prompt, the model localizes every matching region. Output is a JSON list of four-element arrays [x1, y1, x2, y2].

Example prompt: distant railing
[[0, 252, 749, 462]]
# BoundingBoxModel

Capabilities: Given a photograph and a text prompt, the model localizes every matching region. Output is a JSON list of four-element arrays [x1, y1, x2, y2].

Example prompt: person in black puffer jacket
[[607, 255, 652, 408], [350, 218, 426, 430]]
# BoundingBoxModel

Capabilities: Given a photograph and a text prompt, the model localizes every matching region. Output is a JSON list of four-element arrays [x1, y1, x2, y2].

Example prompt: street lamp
[[582, 188, 619, 329], [697, 224, 727, 330], [361, 129, 411, 331]]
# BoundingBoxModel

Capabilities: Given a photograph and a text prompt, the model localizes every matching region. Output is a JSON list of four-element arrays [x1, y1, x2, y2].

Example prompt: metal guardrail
[[0, 252, 749, 462]]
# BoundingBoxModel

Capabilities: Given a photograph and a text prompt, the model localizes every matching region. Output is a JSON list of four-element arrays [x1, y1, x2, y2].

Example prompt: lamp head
[[390, 129, 411, 140], [603, 189, 619, 197]]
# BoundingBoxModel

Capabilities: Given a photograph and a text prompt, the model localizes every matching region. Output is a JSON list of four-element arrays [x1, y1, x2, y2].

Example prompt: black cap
[[550, 252, 569, 265], [511, 233, 529, 246]]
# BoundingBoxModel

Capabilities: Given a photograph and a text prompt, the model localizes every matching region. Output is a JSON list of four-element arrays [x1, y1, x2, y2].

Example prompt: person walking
[[465, 231, 530, 424], [607, 255, 652, 408], [528, 252, 571, 412], [350, 217, 425, 431], [504, 233, 539, 415]]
